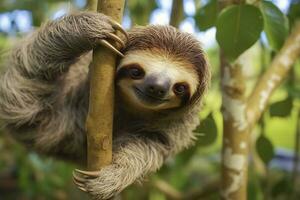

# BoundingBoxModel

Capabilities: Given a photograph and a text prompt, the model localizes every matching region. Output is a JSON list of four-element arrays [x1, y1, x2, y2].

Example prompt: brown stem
[[184, 178, 220, 200], [152, 178, 220, 200], [86, 0, 125, 171], [169, 0, 184, 28], [153, 179, 183, 200]]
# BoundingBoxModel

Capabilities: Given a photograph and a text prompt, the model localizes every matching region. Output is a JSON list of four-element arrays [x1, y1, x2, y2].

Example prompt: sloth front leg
[[73, 135, 169, 200], [0, 11, 127, 127], [0, 11, 127, 160], [20, 11, 127, 80]]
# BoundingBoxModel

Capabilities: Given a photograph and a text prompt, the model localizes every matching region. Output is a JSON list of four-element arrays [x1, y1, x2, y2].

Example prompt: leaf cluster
[[195, 0, 295, 61]]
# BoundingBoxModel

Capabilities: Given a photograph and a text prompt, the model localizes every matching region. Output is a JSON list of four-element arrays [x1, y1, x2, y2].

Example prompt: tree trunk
[[220, 22, 300, 200], [220, 51, 249, 200]]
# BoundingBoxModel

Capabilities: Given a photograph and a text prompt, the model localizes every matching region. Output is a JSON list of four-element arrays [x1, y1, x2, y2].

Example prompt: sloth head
[[116, 25, 210, 114]]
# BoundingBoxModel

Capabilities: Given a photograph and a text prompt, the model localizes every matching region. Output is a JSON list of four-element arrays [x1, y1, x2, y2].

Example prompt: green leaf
[[288, 0, 300, 25], [193, 113, 218, 146], [269, 97, 293, 117], [195, 0, 218, 31], [216, 4, 263, 61], [256, 135, 275, 165], [260, 1, 289, 51]]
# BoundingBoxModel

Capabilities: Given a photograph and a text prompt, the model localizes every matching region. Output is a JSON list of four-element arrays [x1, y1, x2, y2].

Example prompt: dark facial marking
[[173, 82, 189, 96], [116, 63, 145, 81], [173, 82, 191, 105]]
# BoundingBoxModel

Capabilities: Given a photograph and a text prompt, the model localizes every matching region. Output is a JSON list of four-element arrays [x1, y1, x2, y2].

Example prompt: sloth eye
[[128, 65, 145, 80], [173, 83, 188, 96]]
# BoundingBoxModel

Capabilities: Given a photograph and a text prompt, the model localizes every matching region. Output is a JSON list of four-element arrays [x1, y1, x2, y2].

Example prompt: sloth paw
[[72, 167, 122, 200], [97, 19, 128, 57], [73, 169, 98, 192]]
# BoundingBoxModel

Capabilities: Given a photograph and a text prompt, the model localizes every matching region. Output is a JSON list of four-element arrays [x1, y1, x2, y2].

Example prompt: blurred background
[[0, 0, 300, 199]]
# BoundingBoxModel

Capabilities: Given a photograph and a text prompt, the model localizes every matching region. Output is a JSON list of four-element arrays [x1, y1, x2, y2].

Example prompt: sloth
[[0, 12, 209, 199]]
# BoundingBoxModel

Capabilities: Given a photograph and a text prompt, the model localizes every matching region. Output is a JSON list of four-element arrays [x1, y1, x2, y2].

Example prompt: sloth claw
[[73, 177, 87, 192], [107, 33, 125, 48], [78, 186, 88, 192], [74, 168, 100, 178], [73, 169, 100, 192], [96, 18, 127, 56], [73, 177, 85, 188], [73, 171, 86, 182], [73, 171, 86, 189], [98, 39, 124, 57], [109, 19, 128, 41]]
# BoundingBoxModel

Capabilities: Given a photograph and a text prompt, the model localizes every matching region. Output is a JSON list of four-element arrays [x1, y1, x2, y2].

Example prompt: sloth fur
[[0, 12, 210, 199]]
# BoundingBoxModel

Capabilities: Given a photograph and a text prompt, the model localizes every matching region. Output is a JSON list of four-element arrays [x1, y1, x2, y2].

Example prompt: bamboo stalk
[[86, 0, 125, 171]]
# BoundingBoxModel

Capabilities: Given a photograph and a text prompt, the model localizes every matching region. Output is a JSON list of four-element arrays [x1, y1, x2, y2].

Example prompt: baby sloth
[[0, 12, 209, 199]]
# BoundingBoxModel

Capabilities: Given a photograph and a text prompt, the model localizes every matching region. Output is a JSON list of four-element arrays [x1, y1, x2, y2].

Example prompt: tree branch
[[85, 0, 97, 10], [246, 23, 300, 128], [169, 0, 184, 28], [152, 178, 220, 200], [86, 0, 125, 170], [152, 179, 183, 200]]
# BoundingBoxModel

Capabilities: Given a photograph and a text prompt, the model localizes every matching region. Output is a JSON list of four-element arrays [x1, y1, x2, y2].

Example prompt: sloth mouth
[[133, 87, 169, 104]]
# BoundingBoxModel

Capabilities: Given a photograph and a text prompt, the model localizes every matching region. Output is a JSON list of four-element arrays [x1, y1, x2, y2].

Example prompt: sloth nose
[[145, 83, 168, 98], [142, 75, 170, 99]]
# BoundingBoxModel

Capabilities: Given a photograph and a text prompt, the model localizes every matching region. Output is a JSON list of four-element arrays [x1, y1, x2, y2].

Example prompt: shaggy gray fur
[[0, 12, 209, 199]]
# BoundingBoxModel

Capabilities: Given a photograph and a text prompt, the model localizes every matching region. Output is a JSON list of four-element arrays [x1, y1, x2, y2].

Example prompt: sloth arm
[[75, 111, 200, 199], [77, 134, 170, 199], [0, 12, 122, 162]]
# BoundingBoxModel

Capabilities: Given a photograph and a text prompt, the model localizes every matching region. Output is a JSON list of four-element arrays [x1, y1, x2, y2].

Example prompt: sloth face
[[116, 50, 199, 112]]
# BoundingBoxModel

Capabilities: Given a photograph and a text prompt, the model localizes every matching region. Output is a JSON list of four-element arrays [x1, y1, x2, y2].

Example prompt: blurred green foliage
[[0, 0, 73, 26], [0, 0, 300, 200], [127, 0, 157, 25], [195, 0, 218, 31]]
